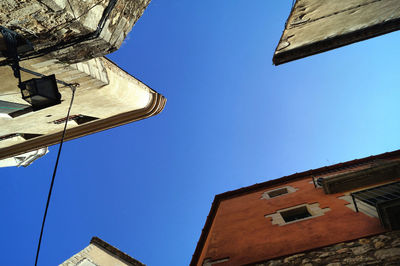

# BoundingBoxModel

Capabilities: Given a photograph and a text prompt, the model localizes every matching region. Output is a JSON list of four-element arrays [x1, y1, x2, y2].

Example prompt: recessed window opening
[[0, 133, 20, 141], [51, 114, 98, 125], [21, 133, 41, 140], [0, 100, 33, 118], [266, 203, 330, 226], [74, 115, 98, 125], [268, 188, 288, 198], [0, 133, 41, 142], [262, 185, 298, 200], [281, 206, 311, 223]]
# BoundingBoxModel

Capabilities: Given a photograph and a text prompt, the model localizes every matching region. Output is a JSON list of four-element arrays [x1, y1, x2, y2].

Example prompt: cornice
[[0, 92, 166, 160]]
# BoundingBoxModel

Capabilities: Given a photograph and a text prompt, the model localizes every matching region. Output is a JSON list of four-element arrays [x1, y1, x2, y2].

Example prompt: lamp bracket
[[20, 67, 79, 91]]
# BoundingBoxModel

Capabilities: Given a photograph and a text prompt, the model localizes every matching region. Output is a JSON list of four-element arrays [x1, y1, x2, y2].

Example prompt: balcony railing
[[314, 160, 400, 194], [351, 181, 400, 230]]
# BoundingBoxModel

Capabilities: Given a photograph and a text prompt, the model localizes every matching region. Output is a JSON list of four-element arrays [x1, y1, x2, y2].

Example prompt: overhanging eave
[[273, 0, 400, 65]]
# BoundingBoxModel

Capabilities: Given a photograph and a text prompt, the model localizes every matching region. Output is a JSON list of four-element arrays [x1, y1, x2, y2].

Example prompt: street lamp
[[19, 74, 61, 111], [0, 26, 62, 111]]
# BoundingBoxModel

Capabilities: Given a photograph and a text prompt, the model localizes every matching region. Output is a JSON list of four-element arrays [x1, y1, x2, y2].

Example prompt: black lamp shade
[[19, 74, 61, 111]]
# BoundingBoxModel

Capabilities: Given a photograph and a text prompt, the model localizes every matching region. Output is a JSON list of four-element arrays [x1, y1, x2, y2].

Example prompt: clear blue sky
[[2, 1, 400, 265]]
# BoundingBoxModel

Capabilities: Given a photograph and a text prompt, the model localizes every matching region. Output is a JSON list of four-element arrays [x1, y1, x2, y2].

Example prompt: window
[[0, 133, 41, 142], [261, 186, 298, 200], [0, 134, 21, 141], [347, 181, 400, 230], [353, 182, 400, 206], [0, 100, 32, 118], [203, 258, 230, 266], [74, 115, 98, 125], [0, 133, 42, 149], [280, 206, 311, 223]]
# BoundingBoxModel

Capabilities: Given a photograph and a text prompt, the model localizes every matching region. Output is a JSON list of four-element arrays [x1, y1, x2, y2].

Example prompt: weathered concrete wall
[[256, 231, 400, 266], [273, 0, 400, 65], [0, 0, 151, 63]]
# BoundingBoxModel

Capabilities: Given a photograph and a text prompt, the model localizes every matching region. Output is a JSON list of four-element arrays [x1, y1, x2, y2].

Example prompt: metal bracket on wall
[[20, 67, 79, 90]]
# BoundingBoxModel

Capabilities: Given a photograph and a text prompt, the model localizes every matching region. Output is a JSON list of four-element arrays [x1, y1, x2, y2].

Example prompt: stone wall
[[0, 0, 151, 63], [256, 231, 400, 266]]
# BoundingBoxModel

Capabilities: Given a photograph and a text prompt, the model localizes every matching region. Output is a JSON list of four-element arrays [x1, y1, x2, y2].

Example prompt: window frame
[[265, 203, 331, 226], [261, 185, 298, 200]]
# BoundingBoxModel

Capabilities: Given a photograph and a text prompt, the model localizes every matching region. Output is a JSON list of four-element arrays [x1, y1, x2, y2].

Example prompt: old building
[[0, 147, 48, 167], [61, 237, 145, 266], [0, 0, 152, 63], [0, 0, 166, 161], [191, 150, 400, 265], [273, 0, 400, 65]]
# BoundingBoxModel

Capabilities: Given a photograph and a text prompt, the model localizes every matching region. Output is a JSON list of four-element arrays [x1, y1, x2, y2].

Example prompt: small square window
[[261, 186, 298, 200], [268, 188, 288, 198], [50, 114, 98, 125], [280, 206, 312, 223]]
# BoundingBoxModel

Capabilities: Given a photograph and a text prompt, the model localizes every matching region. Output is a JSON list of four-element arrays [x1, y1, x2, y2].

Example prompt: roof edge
[[90, 237, 145, 266], [103, 56, 158, 94], [273, 12, 400, 65]]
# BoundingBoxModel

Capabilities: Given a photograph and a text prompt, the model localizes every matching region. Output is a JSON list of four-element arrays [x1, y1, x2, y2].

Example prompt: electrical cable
[[66, 0, 77, 19], [34, 85, 77, 266]]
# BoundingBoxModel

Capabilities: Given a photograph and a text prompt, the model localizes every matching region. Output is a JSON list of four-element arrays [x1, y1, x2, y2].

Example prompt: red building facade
[[191, 151, 400, 266]]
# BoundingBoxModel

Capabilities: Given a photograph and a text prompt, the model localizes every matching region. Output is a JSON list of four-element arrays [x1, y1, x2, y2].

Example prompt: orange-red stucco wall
[[198, 178, 386, 266]]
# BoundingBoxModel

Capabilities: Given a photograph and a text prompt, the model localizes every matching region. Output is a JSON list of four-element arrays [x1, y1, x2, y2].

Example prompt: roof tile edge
[[0, 92, 166, 160]]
